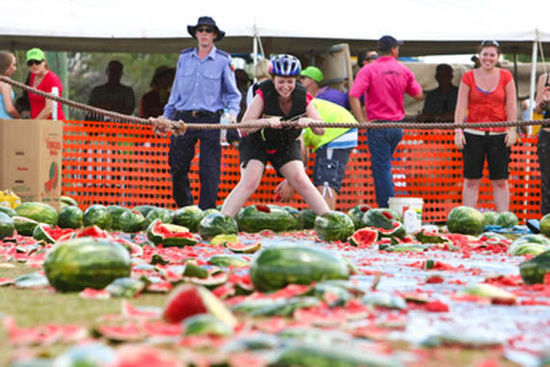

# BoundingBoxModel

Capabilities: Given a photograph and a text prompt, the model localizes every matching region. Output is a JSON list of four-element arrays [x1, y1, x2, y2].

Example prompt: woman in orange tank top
[[454, 40, 517, 213]]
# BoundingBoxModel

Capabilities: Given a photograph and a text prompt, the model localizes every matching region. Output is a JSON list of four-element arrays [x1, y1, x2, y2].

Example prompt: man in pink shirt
[[349, 35, 423, 208]]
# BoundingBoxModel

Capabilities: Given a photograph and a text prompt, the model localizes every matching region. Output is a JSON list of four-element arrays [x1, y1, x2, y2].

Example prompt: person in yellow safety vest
[[274, 98, 358, 209]]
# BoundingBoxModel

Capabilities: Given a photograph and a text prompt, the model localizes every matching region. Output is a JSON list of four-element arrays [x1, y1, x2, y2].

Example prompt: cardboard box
[[0, 119, 63, 210]]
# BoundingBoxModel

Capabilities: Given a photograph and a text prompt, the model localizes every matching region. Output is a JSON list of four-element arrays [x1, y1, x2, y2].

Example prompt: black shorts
[[462, 132, 510, 180], [239, 135, 302, 176], [313, 145, 352, 193]]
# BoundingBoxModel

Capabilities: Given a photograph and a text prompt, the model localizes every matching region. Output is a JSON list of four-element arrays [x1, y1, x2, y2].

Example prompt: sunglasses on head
[[27, 59, 42, 66], [366, 54, 378, 61], [481, 40, 500, 47], [196, 27, 215, 34]]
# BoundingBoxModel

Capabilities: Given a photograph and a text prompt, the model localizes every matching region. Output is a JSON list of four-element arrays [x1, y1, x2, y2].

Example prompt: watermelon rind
[[15, 202, 58, 226], [60, 195, 79, 207], [298, 209, 317, 230], [209, 254, 248, 268], [540, 214, 550, 237], [250, 245, 350, 292], [198, 213, 238, 241], [145, 208, 173, 227], [44, 237, 132, 292], [347, 204, 370, 230], [183, 314, 233, 336], [172, 205, 204, 233], [57, 206, 83, 229], [520, 251, 550, 284], [314, 211, 355, 242], [236, 204, 295, 233], [362, 208, 397, 230], [32, 223, 56, 244], [508, 234, 550, 256], [132, 205, 157, 217], [0, 212, 15, 239], [0, 206, 17, 217], [146, 219, 197, 247], [13, 216, 39, 236]]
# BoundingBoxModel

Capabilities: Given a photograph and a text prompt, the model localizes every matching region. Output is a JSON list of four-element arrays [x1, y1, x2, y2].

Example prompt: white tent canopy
[[1, 0, 549, 56]]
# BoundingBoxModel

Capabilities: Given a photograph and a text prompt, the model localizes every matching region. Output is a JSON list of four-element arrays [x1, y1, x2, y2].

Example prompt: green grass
[[0, 263, 168, 366]]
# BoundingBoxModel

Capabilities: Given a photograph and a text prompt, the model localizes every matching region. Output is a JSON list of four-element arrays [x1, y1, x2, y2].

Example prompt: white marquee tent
[[1, 0, 549, 56], [1, 0, 549, 114]]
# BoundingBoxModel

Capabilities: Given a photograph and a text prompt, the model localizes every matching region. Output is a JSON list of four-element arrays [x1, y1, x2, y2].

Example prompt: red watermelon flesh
[[349, 228, 378, 248], [162, 285, 210, 324]]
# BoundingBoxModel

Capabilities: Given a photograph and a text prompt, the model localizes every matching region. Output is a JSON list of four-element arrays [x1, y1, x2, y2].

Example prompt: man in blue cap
[[157, 16, 241, 209]]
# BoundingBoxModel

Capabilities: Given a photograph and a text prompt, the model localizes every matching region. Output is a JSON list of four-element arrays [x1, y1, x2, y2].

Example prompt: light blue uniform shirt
[[0, 89, 14, 119], [163, 45, 241, 119]]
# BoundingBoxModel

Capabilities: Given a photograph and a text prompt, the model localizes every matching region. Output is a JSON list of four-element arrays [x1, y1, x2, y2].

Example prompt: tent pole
[[528, 39, 538, 121]]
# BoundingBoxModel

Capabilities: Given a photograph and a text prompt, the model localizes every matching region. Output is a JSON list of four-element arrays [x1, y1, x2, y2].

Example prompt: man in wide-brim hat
[[187, 16, 225, 42], [153, 16, 241, 210]]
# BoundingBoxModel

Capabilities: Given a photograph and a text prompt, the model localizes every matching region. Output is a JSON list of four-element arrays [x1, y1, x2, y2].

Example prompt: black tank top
[[251, 79, 306, 149]]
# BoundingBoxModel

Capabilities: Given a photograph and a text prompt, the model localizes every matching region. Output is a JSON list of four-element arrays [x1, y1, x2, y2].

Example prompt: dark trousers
[[538, 129, 550, 215], [169, 112, 221, 209], [366, 127, 403, 208]]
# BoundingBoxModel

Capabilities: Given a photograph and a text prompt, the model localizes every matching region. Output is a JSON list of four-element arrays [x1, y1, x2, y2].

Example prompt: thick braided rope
[[2, 75, 549, 130]]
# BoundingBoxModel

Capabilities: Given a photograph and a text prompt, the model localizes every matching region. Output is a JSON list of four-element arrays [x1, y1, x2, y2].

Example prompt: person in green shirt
[[274, 98, 358, 209]]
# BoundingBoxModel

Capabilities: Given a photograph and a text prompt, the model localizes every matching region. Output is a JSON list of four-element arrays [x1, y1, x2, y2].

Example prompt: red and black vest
[[253, 79, 306, 148]]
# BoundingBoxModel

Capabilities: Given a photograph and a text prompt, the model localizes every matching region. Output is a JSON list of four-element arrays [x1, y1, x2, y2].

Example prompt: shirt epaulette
[[215, 49, 230, 59], [180, 48, 194, 54]]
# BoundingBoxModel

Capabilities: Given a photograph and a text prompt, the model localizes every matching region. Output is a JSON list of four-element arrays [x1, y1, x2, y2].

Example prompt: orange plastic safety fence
[[62, 121, 542, 223]]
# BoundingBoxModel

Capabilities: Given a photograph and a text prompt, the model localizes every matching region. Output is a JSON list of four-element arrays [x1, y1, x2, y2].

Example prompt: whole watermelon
[[172, 205, 204, 232], [299, 209, 317, 229], [314, 211, 355, 242], [362, 208, 398, 230], [145, 208, 173, 227], [107, 205, 130, 231], [15, 202, 58, 226], [446, 206, 486, 235], [541, 214, 550, 237], [0, 212, 15, 239], [118, 210, 146, 233], [57, 206, 83, 229], [44, 237, 132, 292], [250, 245, 350, 292], [132, 205, 157, 217], [482, 211, 499, 226], [198, 213, 238, 241], [83, 205, 112, 230], [237, 205, 295, 233], [495, 211, 518, 228]]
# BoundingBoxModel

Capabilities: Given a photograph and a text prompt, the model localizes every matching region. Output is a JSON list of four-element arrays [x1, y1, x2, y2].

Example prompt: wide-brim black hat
[[187, 16, 225, 41]]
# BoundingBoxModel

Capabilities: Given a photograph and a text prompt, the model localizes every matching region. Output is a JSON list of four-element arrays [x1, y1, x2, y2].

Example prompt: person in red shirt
[[454, 40, 517, 212], [26, 48, 65, 120]]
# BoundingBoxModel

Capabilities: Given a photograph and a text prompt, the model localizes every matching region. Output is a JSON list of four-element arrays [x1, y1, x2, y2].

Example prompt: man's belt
[[179, 110, 222, 118]]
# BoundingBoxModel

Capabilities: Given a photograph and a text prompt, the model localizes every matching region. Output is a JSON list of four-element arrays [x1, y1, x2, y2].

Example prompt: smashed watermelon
[[146, 219, 198, 247], [349, 227, 378, 248]]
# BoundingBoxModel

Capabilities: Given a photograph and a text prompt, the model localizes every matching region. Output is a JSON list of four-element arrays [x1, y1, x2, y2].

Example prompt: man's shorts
[[313, 145, 352, 193], [239, 136, 302, 176], [462, 131, 510, 180]]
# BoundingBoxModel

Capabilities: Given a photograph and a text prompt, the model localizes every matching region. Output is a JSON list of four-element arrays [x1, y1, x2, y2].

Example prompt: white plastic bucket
[[388, 197, 423, 224]]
